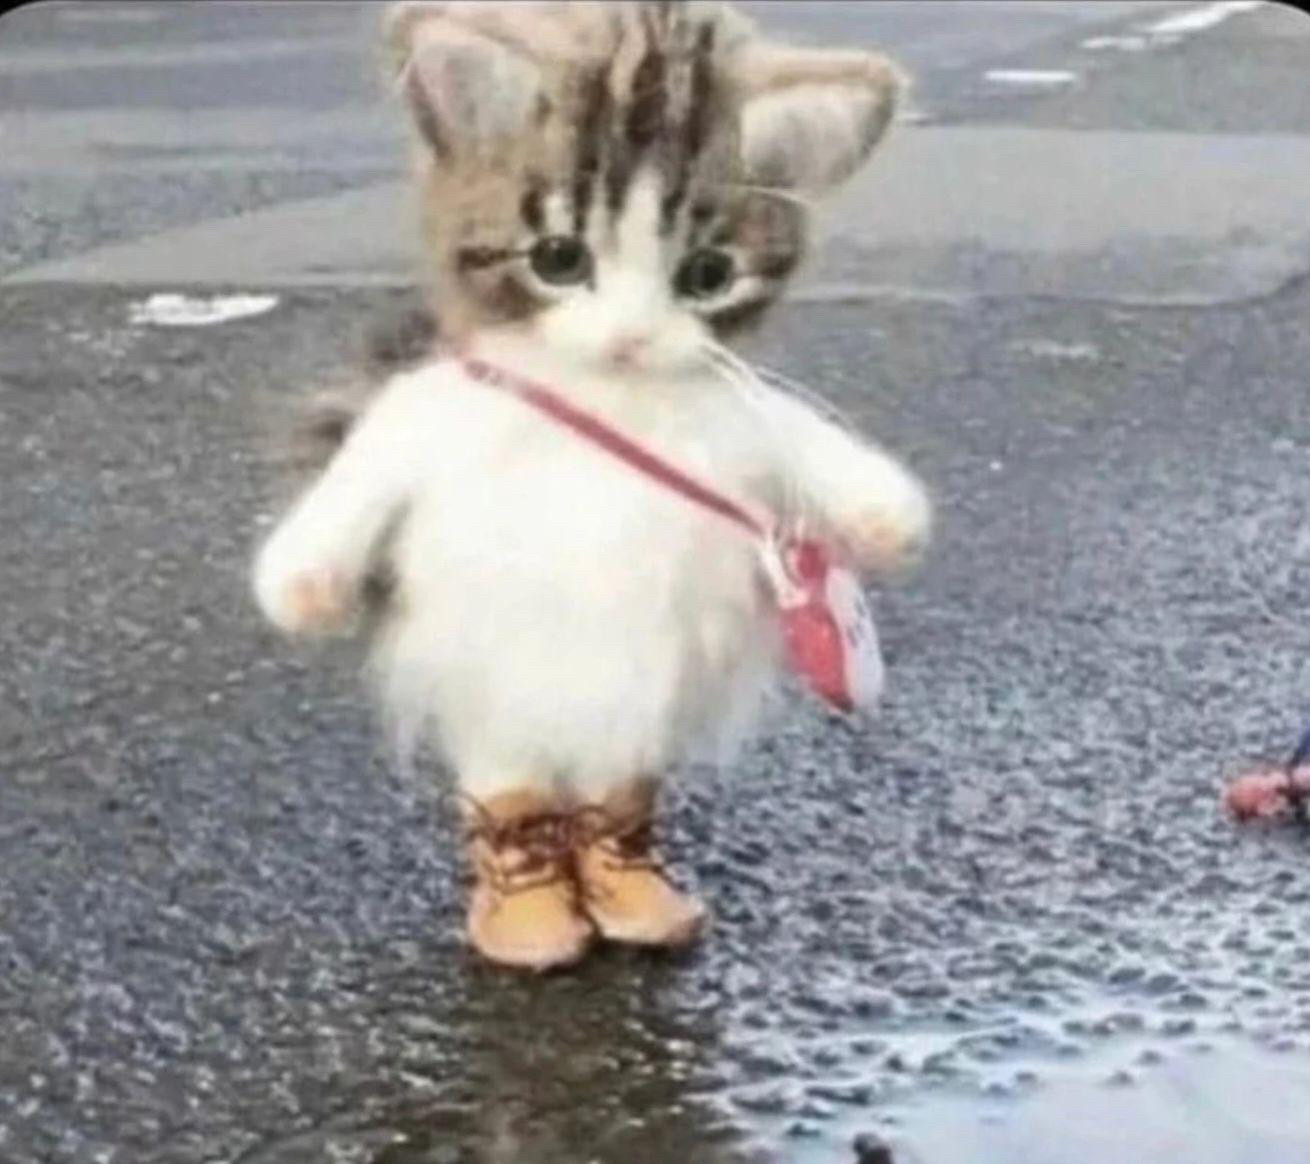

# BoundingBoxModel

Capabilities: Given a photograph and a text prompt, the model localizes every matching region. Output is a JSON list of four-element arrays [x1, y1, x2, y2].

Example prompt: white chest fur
[[372, 355, 784, 787]]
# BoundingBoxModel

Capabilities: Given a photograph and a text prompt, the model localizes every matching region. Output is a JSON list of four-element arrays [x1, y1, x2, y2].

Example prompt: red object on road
[[1223, 719, 1310, 824], [1223, 765, 1310, 822]]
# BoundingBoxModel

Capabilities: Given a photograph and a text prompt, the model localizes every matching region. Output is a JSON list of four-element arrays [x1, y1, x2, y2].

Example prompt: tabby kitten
[[253, 0, 930, 970]]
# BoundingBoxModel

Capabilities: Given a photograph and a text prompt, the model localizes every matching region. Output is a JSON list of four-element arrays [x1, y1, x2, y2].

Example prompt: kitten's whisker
[[751, 361, 858, 433], [720, 183, 816, 210], [704, 340, 853, 434], [698, 341, 807, 534], [707, 340, 857, 435]]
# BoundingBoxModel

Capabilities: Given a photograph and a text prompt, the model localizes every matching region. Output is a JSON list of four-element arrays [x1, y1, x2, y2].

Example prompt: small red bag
[[764, 537, 884, 715]]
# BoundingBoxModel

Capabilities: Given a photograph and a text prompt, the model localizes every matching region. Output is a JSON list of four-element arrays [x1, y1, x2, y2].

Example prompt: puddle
[[886, 1039, 1310, 1164], [722, 990, 1310, 1162]]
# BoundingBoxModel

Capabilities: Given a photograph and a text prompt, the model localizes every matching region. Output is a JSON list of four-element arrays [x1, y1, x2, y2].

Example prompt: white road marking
[[984, 69, 1078, 87], [1145, 0, 1263, 36], [1081, 34, 1153, 52], [127, 293, 279, 327], [1009, 339, 1101, 362], [1083, 0, 1263, 50]]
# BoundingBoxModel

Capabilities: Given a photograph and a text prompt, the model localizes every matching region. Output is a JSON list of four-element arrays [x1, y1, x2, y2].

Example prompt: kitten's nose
[[608, 333, 650, 368]]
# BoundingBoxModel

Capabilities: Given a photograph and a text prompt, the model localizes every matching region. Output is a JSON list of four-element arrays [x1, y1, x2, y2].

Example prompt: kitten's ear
[[386, 2, 542, 156], [735, 46, 903, 193]]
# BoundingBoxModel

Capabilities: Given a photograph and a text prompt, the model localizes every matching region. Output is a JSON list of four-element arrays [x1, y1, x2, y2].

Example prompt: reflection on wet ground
[[234, 948, 755, 1164]]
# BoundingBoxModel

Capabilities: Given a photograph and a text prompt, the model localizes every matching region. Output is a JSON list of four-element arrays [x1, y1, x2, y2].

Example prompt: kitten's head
[[388, 1, 902, 376]]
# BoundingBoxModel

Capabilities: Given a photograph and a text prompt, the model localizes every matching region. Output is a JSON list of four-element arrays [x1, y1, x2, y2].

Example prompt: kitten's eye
[[674, 249, 735, 299], [529, 236, 592, 285]]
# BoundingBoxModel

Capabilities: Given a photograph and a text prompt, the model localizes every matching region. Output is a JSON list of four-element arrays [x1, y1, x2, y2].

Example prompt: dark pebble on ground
[[853, 1131, 895, 1164]]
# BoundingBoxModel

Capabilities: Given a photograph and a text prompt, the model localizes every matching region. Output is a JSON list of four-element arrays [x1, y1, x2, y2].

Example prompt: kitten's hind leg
[[571, 776, 708, 949], [457, 776, 596, 971]]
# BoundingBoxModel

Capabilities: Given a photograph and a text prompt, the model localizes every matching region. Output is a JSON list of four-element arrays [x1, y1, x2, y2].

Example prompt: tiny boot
[[463, 789, 595, 971], [574, 778, 707, 947]]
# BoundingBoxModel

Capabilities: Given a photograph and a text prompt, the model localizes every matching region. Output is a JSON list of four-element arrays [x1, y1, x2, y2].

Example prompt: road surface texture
[[3, 2, 1310, 1162]]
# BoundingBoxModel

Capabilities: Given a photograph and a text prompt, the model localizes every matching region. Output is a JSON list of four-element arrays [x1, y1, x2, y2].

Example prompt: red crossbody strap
[[460, 356, 769, 538]]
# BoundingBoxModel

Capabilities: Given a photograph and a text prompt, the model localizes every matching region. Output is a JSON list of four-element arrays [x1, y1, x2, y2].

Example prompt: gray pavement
[[4, 3, 1310, 1163]]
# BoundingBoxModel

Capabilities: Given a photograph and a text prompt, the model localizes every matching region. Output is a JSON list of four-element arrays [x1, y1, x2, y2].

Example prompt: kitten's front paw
[[255, 562, 354, 637], [847, 480, 932, 576]]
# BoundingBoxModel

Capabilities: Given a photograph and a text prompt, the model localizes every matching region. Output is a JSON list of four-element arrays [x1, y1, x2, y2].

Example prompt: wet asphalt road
[[4, 3, 1310, 1163]]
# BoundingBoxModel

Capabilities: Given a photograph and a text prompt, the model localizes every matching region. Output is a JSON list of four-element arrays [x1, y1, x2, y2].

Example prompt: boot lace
[[572, 807, 662, 874], [461, 797, 575, 896]]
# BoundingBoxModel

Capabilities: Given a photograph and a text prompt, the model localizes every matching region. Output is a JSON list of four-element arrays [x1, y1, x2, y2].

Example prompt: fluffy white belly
[[378, 411, 779, 784]]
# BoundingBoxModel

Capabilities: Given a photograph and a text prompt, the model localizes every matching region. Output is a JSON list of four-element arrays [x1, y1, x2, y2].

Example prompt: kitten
[[252, 0, 930, 970]]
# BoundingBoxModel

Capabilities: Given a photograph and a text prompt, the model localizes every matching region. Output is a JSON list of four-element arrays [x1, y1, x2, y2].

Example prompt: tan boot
[[463, 789, 595, 971], [573, 779, 708, 948]]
